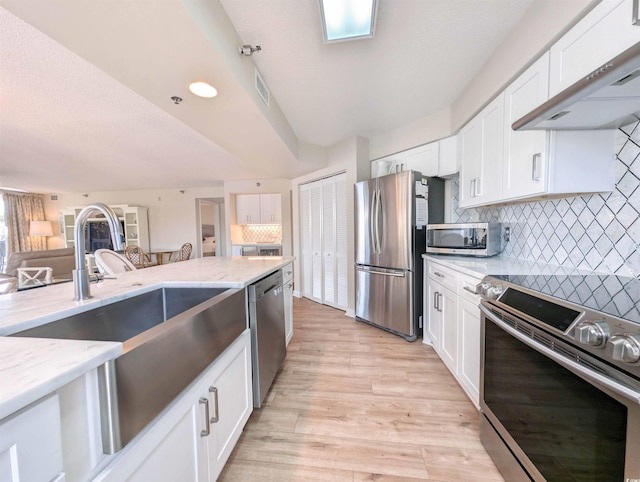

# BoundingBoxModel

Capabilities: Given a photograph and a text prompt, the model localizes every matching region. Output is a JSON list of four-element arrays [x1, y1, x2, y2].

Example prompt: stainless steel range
[[478, 274, 640, 481]]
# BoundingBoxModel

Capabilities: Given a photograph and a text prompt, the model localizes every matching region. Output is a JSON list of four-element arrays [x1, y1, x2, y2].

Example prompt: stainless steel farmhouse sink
[[12, 286, 247, 453]]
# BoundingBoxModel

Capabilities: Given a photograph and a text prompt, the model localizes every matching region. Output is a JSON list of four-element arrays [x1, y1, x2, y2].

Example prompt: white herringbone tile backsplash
[[450, 121, 640, 278]]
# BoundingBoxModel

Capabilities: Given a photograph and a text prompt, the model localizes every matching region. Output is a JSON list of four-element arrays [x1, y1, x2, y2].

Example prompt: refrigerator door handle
[[355, 266, 405, 277], [376, 188, 383, 254], [369, 190, 378, 255]]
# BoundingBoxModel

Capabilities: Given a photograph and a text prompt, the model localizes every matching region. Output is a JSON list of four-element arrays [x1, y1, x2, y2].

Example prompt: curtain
[[2, 192, 47, 254]]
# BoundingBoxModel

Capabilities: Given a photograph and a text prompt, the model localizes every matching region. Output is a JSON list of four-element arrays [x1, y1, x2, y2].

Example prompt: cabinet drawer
[[282, 264, 293, 284], [427, 262, 457, 291], [459, 273, 482, 305]]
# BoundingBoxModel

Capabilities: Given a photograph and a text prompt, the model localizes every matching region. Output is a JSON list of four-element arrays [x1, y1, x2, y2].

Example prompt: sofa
[[5, 248, 76, 279]]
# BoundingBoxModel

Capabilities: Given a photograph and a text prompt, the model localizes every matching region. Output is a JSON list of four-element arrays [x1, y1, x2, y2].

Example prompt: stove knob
[[477, 283, 491, 296], [486, 285, 503, 300], [575, 321, 609, 347], [605, 334, 640, 364]]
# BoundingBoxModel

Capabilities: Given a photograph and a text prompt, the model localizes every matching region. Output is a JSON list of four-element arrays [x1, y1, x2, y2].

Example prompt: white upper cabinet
[[459, 94, 504, 208], [402, 142, 440, 176], [370, 136, 459, 179], [259, 193, 282, 224], [503, 52, 551, 199], [235, 194, 261, 224], [502, 52, 616, 203], [549, 0, 640, 96], [461, 45, 617, 208], [437, 135, 459, 177], [236, 193, 281, 224]]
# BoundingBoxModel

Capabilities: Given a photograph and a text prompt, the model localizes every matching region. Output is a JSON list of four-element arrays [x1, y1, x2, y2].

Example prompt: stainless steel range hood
[[513, 42, 640, 131]]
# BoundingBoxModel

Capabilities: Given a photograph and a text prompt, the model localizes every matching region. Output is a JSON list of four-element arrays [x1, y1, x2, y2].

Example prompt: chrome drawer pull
[[199, 397, 210, 436], [209, 386, 219, 423]]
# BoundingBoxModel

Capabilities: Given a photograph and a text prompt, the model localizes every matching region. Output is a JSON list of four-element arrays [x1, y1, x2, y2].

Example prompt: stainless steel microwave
[[426, 223, 504, 257]]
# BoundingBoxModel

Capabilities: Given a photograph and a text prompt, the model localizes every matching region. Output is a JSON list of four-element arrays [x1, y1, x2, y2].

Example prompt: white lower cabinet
[[458, 298, 481, 403], [0, 395, 65, 482], [95, 330, 252, 482], [435, 285, 458, 375], [424, 258, 482, 407]]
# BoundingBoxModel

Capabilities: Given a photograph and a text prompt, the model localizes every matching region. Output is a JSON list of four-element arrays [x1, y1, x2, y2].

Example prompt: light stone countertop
[[423, 254, 597, 279], [0, 256, 293, 420], [0, 337, 121, 420]]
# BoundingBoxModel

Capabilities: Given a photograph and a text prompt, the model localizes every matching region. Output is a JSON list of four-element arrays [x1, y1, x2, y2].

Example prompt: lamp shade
[[29, 220, 53, 237]]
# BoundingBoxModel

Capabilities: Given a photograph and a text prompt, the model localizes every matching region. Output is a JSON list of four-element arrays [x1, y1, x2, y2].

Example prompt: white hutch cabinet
[[61, 204, 150, 252]]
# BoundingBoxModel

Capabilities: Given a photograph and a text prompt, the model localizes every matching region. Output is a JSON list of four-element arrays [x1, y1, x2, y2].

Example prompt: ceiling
[[0, 0, 536, 194]]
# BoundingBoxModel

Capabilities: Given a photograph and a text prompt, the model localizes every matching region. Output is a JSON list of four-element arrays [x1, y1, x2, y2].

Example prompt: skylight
[[319, 0, 377, 43]]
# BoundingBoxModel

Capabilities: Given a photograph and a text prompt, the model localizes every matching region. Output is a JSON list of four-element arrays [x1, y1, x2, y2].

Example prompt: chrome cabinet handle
[[433, 272, 445, 278], [532, 153, 542, 181], [209, 386, 219, 424], [199, 397, 210, 436], [470, 179, 476, 198], [433, 291, 439, 310], [463, 285, 478, 295], [633, 0, 639, 25]]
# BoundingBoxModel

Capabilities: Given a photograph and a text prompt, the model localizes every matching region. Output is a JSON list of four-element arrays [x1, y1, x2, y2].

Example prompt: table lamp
[[29, 220, 54, 237]]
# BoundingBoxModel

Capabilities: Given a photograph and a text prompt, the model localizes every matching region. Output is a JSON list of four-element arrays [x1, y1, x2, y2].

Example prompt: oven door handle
[[480, 305, 640, 405]]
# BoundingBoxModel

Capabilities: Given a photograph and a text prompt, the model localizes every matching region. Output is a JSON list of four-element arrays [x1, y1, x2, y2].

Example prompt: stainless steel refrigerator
[[355, 171, 444, 341]]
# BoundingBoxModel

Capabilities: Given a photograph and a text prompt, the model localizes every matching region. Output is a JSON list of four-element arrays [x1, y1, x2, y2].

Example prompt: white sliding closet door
[[299, 172, 348, 311]]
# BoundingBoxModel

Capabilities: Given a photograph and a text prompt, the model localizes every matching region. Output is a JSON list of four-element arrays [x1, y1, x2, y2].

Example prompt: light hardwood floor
[[219, 297, 505, 481]]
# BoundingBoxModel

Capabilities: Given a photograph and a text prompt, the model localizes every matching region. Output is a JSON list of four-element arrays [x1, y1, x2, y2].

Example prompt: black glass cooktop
[[491, 274, 640, 325]]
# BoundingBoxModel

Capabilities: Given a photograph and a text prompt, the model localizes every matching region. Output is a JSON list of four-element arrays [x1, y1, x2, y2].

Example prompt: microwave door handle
[[480, 305, 640, 404]]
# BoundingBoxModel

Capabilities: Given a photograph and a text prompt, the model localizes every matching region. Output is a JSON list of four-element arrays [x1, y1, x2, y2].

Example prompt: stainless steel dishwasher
[[248, 269, 285, 407]]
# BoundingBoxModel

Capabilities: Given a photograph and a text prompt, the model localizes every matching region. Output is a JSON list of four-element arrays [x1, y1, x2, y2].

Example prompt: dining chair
[[95, 249, 137, 274], [124, 245, 155, 269], [171, 243, 193, 262]]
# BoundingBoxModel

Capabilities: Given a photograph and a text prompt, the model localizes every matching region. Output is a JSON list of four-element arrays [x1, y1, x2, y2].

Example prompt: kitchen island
[[0, 256, 292, 481]]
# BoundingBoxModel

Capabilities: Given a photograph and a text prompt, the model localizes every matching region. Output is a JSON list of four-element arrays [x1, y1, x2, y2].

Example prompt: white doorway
[[196, 198, 225, 258]]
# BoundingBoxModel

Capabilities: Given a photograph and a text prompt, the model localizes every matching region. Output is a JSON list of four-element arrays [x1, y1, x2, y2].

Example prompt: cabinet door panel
[[403, 142, 439, 176], [458, 299, 481, 408], [438, 136, 458, 177], [259, 194, 281, 224], [458, 120, 482, 208], [439, 287, 458, 374], [206, 336, 252, 481], [236, 195, 261, 224], [477, 94, 504, 205], [128, 405, 201, 482], [425, 279, 442, 351], [549, 0, 639, 96], [0, 395, 63, 482], [503, 53, 549, 199]]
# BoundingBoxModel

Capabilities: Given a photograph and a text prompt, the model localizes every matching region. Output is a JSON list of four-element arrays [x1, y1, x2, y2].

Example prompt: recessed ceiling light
[[319, 0, 377, 43], [188, 81, 218, 98]]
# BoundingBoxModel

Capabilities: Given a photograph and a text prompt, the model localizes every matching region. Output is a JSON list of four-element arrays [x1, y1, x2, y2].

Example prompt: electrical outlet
[[504, 226, 511, 243]]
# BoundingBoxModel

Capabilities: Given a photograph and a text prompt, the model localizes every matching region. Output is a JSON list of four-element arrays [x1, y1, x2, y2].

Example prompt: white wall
[[43, 186, 224, 254], [223, 179, 293, 256], [291, 135, 370, 317]]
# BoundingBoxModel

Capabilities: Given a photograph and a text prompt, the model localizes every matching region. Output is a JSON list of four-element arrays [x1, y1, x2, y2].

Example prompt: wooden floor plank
[[219, 297, 504, 482]]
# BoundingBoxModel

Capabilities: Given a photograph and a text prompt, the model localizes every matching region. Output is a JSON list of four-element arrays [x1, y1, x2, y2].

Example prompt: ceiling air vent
[[255, 68, 270, 108]]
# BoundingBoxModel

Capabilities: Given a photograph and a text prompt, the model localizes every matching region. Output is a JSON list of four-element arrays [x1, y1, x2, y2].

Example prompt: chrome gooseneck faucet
[[73, 203, 124, 301]]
